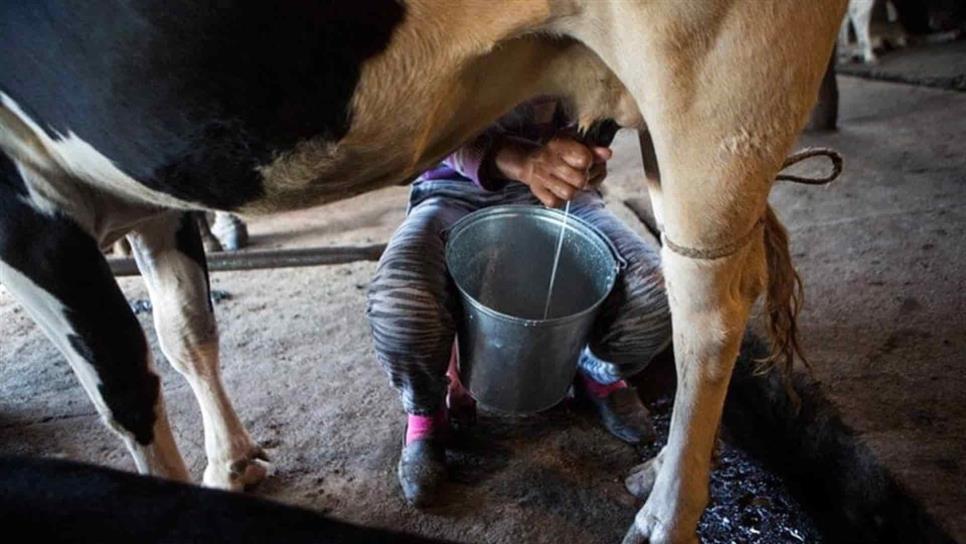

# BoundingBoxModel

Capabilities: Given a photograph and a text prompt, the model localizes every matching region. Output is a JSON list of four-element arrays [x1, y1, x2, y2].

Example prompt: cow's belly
[[2, 92, 414, 216], [1, 93, 208, 211], [242, 135, 430, 214]]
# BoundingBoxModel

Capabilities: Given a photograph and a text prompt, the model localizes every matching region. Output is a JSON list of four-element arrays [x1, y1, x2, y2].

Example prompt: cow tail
[[759, 205, 806, 380]]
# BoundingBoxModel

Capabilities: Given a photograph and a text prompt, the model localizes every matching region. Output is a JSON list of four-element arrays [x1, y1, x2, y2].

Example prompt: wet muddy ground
[[639, 396, 822, 544]]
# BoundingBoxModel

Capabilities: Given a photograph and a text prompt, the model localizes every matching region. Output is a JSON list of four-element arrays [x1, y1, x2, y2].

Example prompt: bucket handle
[[604, 234, 627, 273], [562, 209, 627, 274]]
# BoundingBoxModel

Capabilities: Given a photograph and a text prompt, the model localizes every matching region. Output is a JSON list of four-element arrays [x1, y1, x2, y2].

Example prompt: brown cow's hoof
[[623, 508, 699, 544], [621, 522, 649, 544], [626, 447, 664, 500]]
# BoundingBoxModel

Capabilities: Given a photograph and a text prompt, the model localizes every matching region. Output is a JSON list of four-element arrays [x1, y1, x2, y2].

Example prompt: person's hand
[[587, 155, 608, 187], [493, 135, 612, 208]]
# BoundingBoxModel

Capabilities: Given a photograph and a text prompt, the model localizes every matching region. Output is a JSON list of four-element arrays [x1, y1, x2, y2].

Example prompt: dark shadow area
[[722, 335, 957, 544]]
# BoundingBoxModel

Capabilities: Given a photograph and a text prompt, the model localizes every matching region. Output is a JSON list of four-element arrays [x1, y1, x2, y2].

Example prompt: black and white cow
[[1, 2, 845, 542], [1, 0, 412, 490]]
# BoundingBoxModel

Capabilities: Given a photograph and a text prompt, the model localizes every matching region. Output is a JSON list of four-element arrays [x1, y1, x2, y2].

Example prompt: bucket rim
[[444, 204, 620, 326]]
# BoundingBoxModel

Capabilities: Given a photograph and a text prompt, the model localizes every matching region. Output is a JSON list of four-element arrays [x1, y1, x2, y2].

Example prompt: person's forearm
[[486, 136, 539, 185]]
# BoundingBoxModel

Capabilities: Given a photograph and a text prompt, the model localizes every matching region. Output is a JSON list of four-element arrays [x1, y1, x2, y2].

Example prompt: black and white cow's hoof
[[204, 447, 272, 491]]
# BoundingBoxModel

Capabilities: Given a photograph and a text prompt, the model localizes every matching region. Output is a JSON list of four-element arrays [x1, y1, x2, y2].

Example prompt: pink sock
[[405, 409, 448, 445], [579, 373, 628, 399]]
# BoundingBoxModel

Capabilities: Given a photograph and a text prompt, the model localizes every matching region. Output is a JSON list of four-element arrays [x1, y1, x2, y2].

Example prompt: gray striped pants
[[366, 181, 671, 415]]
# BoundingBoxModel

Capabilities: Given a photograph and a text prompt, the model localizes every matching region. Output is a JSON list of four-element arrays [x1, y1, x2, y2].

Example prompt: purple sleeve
[[437, 98, 563, 190], [441, 127, 508, 191]]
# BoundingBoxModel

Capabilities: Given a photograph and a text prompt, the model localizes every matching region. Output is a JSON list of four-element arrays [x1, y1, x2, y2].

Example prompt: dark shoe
[[584, 387, 656, 445], [397, 439, 446, 508]]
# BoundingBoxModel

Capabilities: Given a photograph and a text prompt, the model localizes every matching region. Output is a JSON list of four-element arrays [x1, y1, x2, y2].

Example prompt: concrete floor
[[838, 39, 966, 91], [1, 74, 964, 542], [778, 76, 966, 541]]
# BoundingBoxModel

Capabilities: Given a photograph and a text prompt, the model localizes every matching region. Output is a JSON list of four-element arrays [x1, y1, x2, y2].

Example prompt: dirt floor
[[2, 70, 965, 542]]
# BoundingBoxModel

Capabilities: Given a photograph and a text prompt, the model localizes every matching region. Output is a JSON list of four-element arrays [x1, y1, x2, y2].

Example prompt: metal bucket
[[445, 205, 621, 414]]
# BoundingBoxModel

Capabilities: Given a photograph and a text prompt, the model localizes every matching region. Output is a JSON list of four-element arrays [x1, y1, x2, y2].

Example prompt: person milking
[[366, 97, 672, 507]]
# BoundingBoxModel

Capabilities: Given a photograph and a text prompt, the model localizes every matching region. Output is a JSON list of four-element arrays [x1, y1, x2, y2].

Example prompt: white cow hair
[[1, 91, 198, 211]]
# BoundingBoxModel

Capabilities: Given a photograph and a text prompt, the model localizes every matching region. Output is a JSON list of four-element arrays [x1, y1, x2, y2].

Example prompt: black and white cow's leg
[[127, 212, 268, 490], [0, 158, 188, 480], [192, 211, 224, 254]]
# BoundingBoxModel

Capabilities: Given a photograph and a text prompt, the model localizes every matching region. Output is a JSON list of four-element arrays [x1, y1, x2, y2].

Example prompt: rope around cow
[[661, 147, 843, 260]]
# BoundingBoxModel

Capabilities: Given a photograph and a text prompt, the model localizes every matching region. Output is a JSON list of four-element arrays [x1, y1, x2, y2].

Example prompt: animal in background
[[840, 0, 909, 63]]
